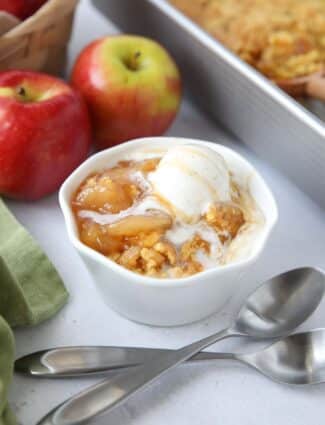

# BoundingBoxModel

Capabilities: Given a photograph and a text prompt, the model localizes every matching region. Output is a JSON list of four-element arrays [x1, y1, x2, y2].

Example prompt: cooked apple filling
[[72, 156, 262, 278]]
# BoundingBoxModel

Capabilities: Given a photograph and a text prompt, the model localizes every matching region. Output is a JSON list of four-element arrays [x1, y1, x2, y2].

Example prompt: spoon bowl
[[241, 329, 325, 385], [233, 267, 325, 338]]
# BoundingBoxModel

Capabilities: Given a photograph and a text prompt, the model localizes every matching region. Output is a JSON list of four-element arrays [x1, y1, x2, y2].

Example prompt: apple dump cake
[[72, 144, 264, 278], [169, 0, 325, 80]]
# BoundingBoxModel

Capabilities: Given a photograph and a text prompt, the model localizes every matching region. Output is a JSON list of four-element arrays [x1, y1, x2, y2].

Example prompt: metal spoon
[[36, 267, 325, 425], [36, 329, 325, 425], [17, 267, 325, 379], [16, 328, 325, 385]]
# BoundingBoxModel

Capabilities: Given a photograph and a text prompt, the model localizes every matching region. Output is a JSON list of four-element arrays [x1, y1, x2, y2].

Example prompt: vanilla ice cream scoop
[[149, 144, 231, 222]]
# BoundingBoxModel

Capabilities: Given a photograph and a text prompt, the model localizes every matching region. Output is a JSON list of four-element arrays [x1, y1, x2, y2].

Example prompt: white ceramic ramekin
[[59, 137, 278, 326]]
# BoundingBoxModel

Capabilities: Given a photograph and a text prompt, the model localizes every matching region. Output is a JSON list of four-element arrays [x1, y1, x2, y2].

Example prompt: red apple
[[0, 0, 48, 20], [0, 70, 91, 201], [71, 35, 182, 150], [0, 0, 25, 19], [24, 0, 48, 18]]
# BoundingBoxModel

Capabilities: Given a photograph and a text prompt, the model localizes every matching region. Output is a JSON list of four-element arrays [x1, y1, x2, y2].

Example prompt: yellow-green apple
[[0, 70, 91, 201], [71, 35, 182, 150], [0, 0, 48, 20]]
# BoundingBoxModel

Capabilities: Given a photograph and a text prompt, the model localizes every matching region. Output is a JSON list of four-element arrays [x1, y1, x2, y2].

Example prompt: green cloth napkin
[[0, 198, 70, 422], [0, 316, 16, 425], [0, 198, 69, 327]]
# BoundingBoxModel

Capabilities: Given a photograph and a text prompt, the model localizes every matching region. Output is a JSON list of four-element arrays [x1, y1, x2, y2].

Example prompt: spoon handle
[[15, 346, 228, 378], [37, 328, 231, 425]]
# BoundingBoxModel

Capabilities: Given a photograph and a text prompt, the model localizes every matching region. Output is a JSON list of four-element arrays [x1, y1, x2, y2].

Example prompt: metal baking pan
[[91, 0, 325, 208]]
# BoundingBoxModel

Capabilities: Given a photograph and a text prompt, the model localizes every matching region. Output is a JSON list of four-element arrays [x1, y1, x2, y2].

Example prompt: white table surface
[[7, 1, 325, 424]]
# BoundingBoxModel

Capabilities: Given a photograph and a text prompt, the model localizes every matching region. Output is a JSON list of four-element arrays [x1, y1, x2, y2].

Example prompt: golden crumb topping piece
[[205, 202, 245, 241]]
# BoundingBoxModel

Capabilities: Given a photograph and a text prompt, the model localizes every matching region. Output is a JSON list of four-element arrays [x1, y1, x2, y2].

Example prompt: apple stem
[[127, 51, 141, 71], [17, 86, 26, 98]]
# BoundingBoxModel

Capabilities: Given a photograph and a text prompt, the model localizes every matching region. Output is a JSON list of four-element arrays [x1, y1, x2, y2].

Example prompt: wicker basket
[[0, 0, 79, 76]]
